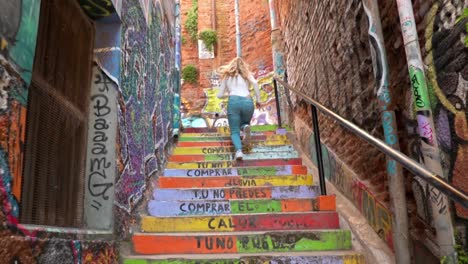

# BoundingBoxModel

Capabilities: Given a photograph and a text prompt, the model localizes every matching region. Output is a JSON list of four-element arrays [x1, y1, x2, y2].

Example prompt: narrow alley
[[0, 0, 467, 264]]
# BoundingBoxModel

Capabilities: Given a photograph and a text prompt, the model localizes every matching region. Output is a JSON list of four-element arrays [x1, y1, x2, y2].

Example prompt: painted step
[[165, 158, 302, 169], [172, 145, 295, 155], [180, 131, 276, 137], [132, 230, 352, 254], [123, 253, 366, 264], [182, 125, 289, 133], [163, 165, 308, 177], [169, 151, 299, 162], [178, 134, 288, 142], [177, 140, 291, 147], [152, 186, 321, 201], [140, 211, 340, 232], [147, 196, 336, 217], [158, 175, 313, 188]]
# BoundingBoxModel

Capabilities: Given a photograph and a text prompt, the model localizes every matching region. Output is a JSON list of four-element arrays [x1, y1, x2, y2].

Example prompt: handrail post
[[311, 105, 326, 195], [273, 79, 282, 127]]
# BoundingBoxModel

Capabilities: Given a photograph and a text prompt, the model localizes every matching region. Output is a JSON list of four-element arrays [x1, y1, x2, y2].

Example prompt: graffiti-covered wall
[[0, 0, 41, 232], [276, 0, 467, 259], [0, 1, 119, 262], [115, 0, 177, 237]]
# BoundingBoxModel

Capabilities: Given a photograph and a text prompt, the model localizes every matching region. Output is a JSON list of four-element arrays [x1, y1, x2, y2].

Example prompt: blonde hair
[[218, 57, 253, 84]]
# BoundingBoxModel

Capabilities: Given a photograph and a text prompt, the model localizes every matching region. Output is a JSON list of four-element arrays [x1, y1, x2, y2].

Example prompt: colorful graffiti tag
[[296, 122, 394, 250], [115, 0, 176, 218], [423, 3, 468, 220], [0, 0, 41, 84]]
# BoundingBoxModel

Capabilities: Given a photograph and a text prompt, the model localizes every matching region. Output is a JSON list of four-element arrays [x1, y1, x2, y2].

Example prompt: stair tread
[[151, 186, 320, 201], [157, 174, 313, 188], [140, 212, 340, 233], [147, 196, 336, 217], [163, 165, 308, 177], [141, 211, 337, 218], [165, 158, 303, 169], [133, 229, 349, 236]]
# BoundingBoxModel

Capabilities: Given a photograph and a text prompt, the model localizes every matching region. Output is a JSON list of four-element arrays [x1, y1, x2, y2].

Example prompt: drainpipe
[[234, 0, 241, 57], [362, 1, 410, 263], [211, 0, 216, 30], [268, 0, 284, 76], [173, 0, 182, 136], [395, 0, 456, 261]]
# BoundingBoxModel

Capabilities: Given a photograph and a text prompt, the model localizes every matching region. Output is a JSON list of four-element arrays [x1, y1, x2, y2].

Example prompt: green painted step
[[132, 230, 352, 254], [182, 125, 290, 133], [123, 253, 365, 263]]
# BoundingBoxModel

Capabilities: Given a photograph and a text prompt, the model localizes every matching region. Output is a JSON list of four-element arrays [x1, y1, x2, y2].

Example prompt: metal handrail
[[273, 76, 468, 208]]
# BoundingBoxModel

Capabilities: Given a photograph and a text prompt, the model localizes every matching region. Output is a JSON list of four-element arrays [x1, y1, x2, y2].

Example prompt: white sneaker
[[242, 125, 251, 146], [235, 150, 244, 161]]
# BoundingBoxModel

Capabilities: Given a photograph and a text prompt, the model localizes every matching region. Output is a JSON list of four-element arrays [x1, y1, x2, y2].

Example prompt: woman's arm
[[217, 79, 227, 98]]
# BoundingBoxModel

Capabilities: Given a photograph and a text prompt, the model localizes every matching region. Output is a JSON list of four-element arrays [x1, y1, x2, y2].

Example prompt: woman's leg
[[240, 99, 255, 128], [227, 96, 243, 151]]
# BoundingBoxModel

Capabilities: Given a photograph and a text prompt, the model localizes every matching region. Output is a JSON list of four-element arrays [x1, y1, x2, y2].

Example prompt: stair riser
[[182, 125, 286, 133], [166, 159, 302, 169], [132, 231, 352, 254], [124, 255, 365, 264], [147, 198, 331, 217], [173, 145, 295, 155], [177, 141, 288, 147], [141, 212, 340, 232], [158, 175, 313, 189], [163, 165, 307, 177], [180, 131, 276, 137], [169, 152, 299, 162], [152, 186, 320, 201], [179, 135, 288, 142]]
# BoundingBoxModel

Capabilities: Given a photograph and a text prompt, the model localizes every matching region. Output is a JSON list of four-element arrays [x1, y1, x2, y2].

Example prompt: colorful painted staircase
[[123, 125, 365, 263]]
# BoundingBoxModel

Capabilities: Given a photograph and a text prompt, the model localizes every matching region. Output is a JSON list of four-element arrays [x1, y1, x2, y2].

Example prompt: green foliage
[[440, 233, 468, 264], [181, 36, 186, 45], [184, 0, 198, 41], [198, 29, 217, 51], [182, 65, 198, 84]]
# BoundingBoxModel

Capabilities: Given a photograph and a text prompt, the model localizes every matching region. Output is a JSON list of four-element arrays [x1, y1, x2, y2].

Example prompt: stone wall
[[276, 0, 468, 257]]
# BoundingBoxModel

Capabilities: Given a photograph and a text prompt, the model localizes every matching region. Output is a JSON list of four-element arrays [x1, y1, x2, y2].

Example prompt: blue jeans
[[227, 96, 254, 151]]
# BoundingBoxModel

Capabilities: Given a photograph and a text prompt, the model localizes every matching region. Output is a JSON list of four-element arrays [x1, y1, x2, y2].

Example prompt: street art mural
[[181, 72, 280, 128], [417, 2, 468, 220], [296, 122, 394, 250], [0, 0, 41, 85], [115, 0, 176, 235]]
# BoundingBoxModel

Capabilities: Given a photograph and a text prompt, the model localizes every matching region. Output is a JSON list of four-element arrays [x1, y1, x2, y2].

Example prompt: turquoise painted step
[[172, 145, 296, 154]]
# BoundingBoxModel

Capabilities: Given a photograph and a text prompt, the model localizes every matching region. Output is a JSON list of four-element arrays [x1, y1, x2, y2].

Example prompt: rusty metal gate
[[21, 0, 95, 227]]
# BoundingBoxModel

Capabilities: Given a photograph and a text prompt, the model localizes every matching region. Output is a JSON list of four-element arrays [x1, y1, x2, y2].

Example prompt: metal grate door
[[21, 0, 94, 227]]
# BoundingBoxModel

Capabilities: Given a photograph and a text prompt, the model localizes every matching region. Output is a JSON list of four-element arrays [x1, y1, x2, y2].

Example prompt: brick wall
[[180, 0, 273, 114], [276, 0, 468, 257]]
